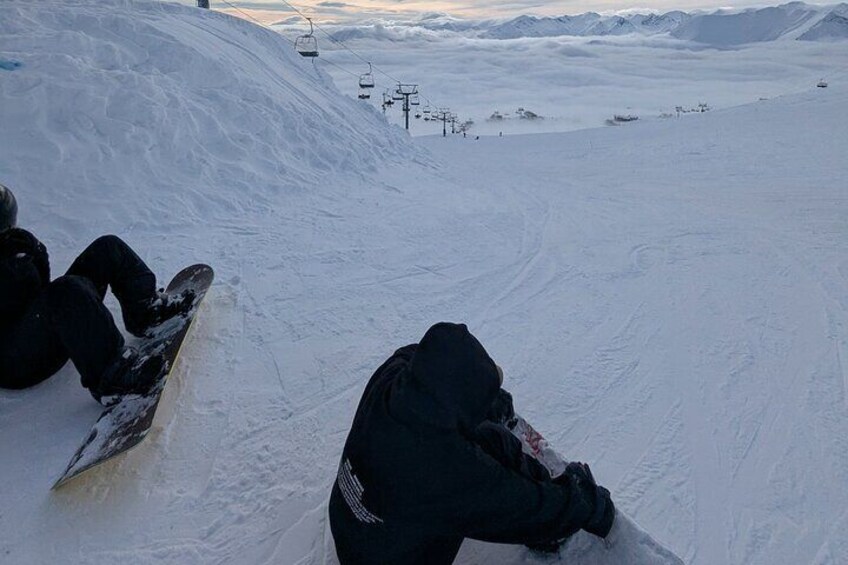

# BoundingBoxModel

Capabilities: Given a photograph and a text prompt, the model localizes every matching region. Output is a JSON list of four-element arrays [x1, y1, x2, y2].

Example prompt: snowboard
[[52, 264, 214, 489], [506, 414, 685, 565]]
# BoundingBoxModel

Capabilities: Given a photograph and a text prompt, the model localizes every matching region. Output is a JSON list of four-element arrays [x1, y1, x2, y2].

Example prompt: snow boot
[[90, 347, 165, 405], [123, 288, 195, 338]]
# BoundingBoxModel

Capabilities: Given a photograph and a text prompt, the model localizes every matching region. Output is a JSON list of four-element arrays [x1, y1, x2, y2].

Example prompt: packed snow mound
[[0, 0, 410, 243], [798, 9, 848, 40]]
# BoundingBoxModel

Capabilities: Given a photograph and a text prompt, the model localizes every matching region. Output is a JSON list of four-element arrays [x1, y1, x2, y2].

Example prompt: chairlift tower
[[434, 108, 451, 137], [392, 84, 419, 131]]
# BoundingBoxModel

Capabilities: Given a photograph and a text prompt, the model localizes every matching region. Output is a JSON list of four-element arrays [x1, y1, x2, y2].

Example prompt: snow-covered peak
[[798, 9, 848, 40], [633, 11, 691, 33], [587, 16, 640, 37], [670, 4, 820, 45], [482, 13, 602, 39], [470, 2, 844, 44]]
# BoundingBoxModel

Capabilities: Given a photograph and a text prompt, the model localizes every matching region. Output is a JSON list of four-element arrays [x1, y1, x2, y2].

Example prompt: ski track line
[[471, 178, 553, 332]]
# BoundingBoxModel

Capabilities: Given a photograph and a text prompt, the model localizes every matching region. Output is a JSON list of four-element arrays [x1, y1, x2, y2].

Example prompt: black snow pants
[[0, 235, 155, 391]]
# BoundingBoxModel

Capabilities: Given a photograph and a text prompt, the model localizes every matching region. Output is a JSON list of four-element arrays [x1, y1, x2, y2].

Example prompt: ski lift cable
[[272, 0, 448, 110], [273, 0, 403, 85], [219, 0, 399, 96], [226, 0, 448, 111], [319, 57, 367, 82], [218, 4, 387, 87], [319, 62, 399, 96], [219, 0, 370, 85], [218, 3, 436, 115], [218, 0, 295, 46], [220, 0, 450, 116]]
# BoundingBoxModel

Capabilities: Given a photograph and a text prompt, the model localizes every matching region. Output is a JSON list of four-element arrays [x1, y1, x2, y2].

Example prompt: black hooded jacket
[[0, 228, 50, 335], [329, 323, 594, 564]]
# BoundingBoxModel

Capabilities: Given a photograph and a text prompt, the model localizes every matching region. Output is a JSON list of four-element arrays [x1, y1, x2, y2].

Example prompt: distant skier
[[0, 184, 193, 403], [329, 322, 615, 564]]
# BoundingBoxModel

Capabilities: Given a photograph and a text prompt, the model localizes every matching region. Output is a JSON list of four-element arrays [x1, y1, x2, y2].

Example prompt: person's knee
[[88, 234, 126, 255], [46, 275, 97, 305]]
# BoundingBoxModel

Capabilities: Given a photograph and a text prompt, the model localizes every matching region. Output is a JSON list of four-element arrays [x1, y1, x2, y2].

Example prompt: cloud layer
[[178, 0, 840, 24]]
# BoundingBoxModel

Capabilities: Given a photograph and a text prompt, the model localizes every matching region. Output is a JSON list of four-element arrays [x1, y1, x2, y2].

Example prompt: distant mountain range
[[482, 2, 847, 45], [326, 2, 848, 46]]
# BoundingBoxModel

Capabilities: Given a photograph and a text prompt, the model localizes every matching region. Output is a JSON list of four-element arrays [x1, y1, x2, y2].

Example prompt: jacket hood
[[389, 322, 501, 432]]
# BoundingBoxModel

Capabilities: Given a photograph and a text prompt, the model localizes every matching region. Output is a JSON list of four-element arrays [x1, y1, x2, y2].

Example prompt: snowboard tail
[[52, 264, 214, 489]]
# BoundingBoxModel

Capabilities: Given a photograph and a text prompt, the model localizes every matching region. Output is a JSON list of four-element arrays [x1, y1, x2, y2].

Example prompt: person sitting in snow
[[329, 322, 615, 564], [0, 184, 193, 404]]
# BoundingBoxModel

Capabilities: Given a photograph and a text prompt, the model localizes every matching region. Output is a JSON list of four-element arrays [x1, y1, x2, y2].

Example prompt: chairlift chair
[[392, 85, 404, 101], [358, 90, 371, 100], [359, 63, 375, 89], [410, 94, 420, 106], [295, 18, 319, 58]]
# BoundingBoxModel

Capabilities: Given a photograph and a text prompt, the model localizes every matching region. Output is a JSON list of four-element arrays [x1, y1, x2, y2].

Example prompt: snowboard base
[[52, 264, 214, 489]]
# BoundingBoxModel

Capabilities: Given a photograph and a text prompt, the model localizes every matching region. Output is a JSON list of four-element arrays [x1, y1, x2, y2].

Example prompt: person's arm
[[436, 441, 596, 546], [482, 389, 615, 539], [0, 229, 50, 326], [0, 228, 49, 283], [0, 255, 43, 323], [473, 421, 551, 483], [555, 462, 616, 538]]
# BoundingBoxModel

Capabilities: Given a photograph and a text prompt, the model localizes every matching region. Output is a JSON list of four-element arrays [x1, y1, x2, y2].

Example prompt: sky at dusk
[[195, 0, 835, 24]]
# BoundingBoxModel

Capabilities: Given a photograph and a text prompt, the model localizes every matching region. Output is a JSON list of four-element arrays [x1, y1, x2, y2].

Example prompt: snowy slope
[[429, 87, 848, 565], [671, 3, 820, 44], [0, 0, 409, 253], [2, 2, 848, 565], [798, 9, 848, 40]]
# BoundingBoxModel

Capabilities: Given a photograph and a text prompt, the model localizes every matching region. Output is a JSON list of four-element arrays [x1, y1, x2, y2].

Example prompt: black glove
[[585, 484, 615, 538], [559, 461, 616, 539], [0, 228, 50, 284], [485, 388, 515, 424]]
